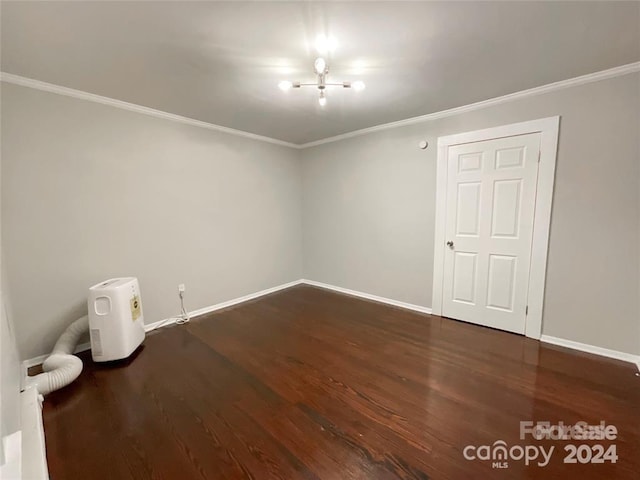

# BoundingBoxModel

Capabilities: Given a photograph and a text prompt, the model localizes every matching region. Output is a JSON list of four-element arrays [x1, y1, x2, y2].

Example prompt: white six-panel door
[[441, 133, 541, 334]]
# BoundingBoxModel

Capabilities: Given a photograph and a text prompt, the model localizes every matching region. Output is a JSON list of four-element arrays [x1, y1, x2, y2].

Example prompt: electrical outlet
[[178, 284, 185, 294]]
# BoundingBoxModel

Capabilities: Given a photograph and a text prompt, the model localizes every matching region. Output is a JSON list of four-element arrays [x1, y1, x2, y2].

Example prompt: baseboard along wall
[[22, 279, 639, 373]]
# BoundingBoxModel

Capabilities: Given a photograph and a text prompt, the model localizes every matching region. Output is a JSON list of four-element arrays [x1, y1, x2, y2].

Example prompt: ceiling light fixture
[[278, 54, 365, 107], [314, 57, 326, 75], [318, 90, 327, 107]]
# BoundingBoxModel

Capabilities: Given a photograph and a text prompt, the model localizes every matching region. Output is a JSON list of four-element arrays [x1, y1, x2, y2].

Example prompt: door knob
[[446, 240, 454, 249]]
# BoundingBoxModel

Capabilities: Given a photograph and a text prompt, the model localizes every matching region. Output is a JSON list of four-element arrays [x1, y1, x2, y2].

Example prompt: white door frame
[[431, 116, 560, 339]]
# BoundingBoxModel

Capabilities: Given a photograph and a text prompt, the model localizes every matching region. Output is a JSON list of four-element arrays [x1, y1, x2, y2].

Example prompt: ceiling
[[2, 1, 639, 145]]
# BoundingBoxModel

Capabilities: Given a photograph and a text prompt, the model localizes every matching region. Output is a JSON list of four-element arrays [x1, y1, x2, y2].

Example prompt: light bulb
[[318, 91, 327, 107], [315, 34, 337, 54], [314, 57, 326, 75], [278, 80, 293, 91], [352, 80, 366, 92]]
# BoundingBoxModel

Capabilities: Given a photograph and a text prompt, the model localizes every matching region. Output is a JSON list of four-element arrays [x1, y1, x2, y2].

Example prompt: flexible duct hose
[[26, 315, 89, 395]]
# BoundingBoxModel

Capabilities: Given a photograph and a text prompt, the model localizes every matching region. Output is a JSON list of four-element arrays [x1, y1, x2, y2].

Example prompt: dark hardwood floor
[[43, 285, 640, 479]]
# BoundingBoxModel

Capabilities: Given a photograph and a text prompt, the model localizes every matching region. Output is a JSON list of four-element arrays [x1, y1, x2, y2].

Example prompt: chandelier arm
[[291, 82, 351, 88], [278, 47, 365, 103]]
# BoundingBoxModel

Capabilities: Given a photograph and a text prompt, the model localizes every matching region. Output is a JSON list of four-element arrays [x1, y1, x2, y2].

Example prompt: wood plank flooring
[[43, 285, 640, 479]]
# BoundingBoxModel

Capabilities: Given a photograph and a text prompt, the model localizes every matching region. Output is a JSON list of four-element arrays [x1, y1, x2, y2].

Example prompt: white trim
[[2, 62, 637, 150], [22, 280, 306, 370], [0, 431, 22, 480], [143, 279, 305, 331], [299, 62, 639, 148], [431, 142, 448, 317], [301, 279, 433, 315], [23, 279, 433, 370], [299, 280, 640, 371], [432, 116, 560, 340], [541, 335, 640, 371], [20, 278, 639, 375], [0, 72, 298, 149], [22, 342, 91, 371], [20, 387, 49, 480]]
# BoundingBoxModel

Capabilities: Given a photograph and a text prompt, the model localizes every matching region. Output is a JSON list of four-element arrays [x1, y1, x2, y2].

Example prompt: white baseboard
[[300, 279, 433, 315], [17, 279, 306, 480], [22, 281, 638, 375], [144, 279, 305, 331], [173, 279, 304, 319], [17, 278, 637, 480], [301, 281, 640, 371], [22, 342, 92, 371], [22, 279, 306, 370], [540, 335, 640, 371], [21, 387, 49, 479], [21, 278, 430, 369], [0, 431, 22, 480]]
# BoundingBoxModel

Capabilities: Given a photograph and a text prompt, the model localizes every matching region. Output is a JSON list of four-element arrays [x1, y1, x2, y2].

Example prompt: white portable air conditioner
[[88, 277, 146, 362]]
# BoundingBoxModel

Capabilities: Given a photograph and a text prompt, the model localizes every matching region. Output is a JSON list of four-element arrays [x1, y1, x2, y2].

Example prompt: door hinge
[[526, 305, 529, 315]]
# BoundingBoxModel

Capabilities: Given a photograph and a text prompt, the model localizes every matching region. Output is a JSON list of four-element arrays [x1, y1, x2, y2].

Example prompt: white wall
[[302, 72, 640, 356], [2, 72, 639, 362], [1, 103, 22, 464], [1, 267, 21, 459], [1, 83, 303, 360]]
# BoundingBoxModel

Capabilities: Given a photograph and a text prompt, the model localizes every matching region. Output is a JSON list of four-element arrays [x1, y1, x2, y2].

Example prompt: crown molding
[[0, 72, 298, 149], [2, 62, 638, 150], [298, 61, 640, 149]]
